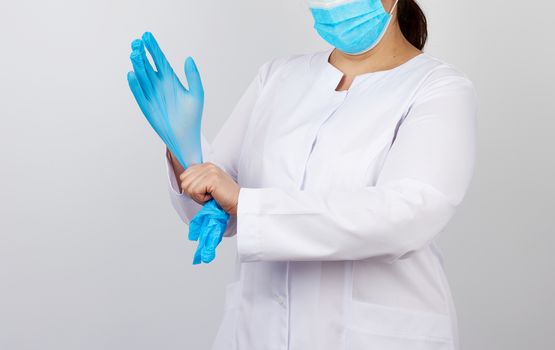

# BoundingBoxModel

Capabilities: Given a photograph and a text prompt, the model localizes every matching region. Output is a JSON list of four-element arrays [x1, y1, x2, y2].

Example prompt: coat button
[[274, 293, 287, 308]]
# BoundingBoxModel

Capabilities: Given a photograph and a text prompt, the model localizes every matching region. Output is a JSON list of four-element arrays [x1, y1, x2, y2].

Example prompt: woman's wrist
[[166, 148, 186, 193]]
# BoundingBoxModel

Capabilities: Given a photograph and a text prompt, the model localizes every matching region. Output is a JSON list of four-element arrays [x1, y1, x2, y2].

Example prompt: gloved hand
[[127, 31, 203, 168], [127, 32, 230, 265]]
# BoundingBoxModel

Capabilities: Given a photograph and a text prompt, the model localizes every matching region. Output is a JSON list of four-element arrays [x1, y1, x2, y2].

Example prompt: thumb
[[184, 56, 204, 99]]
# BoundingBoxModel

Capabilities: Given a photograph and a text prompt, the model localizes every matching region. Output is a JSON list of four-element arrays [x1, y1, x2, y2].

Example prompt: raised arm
[[166, 63, 267, 237]]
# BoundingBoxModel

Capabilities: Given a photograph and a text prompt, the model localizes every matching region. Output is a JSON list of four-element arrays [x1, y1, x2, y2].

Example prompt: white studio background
[[0, 0, 553, 349]]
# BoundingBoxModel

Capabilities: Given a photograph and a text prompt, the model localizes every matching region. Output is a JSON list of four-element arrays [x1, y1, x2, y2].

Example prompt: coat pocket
[[346, 299, 455, 350], [211, 281, 241, 350]]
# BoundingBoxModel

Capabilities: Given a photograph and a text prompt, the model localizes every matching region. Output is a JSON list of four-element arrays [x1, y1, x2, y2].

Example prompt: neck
[[329, 22, 422, 76]]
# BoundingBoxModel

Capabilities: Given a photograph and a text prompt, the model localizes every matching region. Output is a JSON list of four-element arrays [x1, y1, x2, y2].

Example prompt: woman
[[167, 0, 477, 349]]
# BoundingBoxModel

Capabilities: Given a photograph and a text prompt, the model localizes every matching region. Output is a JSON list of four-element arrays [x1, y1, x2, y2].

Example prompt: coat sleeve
[[166, 62, 268, 238], [236, 71, 479, 263]]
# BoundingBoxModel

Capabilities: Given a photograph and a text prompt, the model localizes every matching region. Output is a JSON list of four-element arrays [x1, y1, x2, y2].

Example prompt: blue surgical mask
[[308, 0, 400, 55]]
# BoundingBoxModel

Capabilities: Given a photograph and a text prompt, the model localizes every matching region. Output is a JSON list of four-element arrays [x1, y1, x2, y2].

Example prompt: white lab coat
[[166, 48, 478, 350]]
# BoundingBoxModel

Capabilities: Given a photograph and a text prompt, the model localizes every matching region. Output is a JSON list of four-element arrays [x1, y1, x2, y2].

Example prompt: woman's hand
[[128, 32, 205, 169], [179, 162, 240, 215]]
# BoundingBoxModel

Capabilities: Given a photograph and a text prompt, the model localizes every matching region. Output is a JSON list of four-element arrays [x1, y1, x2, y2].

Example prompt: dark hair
[[396, 0, 428, 50]]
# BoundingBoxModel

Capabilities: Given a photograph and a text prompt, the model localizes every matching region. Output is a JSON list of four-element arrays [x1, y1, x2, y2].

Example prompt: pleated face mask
[[308, 0, 400, 55]]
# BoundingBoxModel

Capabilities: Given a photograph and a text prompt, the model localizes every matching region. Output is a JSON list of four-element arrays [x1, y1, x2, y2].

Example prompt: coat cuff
[[236, 188, 263, 261]]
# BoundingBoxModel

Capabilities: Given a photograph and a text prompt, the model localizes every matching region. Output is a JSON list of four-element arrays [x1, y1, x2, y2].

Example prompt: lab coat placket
[[234, 69, 348, 350]]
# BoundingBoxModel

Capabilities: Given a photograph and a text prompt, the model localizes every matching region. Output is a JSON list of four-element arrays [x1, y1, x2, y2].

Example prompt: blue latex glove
[[126, 32, 229, 265]]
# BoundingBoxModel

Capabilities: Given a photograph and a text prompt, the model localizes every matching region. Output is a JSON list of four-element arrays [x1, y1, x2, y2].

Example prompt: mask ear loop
[[334, 0, 402, 56], [356, 0, 399, 54], [390, 0, 400, 15]]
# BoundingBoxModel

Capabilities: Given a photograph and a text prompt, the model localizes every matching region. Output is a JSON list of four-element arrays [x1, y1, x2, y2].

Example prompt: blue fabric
[[309, 0, 392, 55], [127, 32, 229, 265]]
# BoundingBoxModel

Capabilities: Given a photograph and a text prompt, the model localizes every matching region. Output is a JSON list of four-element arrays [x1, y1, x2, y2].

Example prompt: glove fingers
[[201, 221, 225, 264], [189, 212, 205, 241], [131, 38, 178, 155], [200, 226, 216, 264], [127, 71, 157, 124], [130, 49, 154, 99], [127, 71, 148, 106], [132, 39, 158, 84], [142, 32, 174, 76], [128, 72, 176, 152], [184, 56, 204, 100], [192, 242, 202, 265], [200, 200, 230, 263], [206, 219, 225, 252], [193, 223, 210, 265], [189, 199, 231, 265], [192, 223, 207, 265]]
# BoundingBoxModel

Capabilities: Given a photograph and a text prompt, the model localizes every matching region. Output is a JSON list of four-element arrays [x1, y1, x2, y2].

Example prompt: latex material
[[309, 0, 399, 55], [127, 32, 229, 265]]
